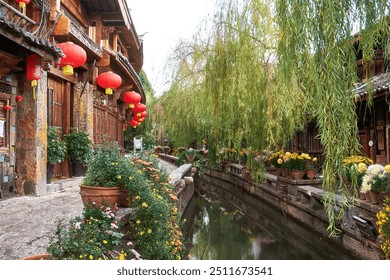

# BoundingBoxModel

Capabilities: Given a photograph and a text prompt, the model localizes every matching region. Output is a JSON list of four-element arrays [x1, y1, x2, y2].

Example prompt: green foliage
[[159, 0, 390, 236], [63, 129, 93, 163], [47, 204, 129, 260], [83, 141, 129, 187], [275, 0, 390, 235], [130, 153, 185, 260], [47, 126, 67, 165]]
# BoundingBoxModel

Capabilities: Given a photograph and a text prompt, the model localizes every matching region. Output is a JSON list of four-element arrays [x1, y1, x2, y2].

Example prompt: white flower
[[360, 174, 373, 193], [367, 164, 384, 176], [110, 223, 118, 229]]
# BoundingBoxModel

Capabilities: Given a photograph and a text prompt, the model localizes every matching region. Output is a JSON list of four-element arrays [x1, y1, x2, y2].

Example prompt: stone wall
[[16, 72, 48, 196]]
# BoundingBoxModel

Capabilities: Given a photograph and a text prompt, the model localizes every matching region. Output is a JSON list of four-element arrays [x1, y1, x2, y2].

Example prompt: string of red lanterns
[[122, 91, 141, 108], [127, 102, 147, 129]]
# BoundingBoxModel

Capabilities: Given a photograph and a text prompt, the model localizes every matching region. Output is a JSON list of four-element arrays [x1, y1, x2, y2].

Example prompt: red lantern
[[16, 95, 23, 103], [56, 42, 87, 75], [26, 54, 41, 100], [97, 71, 122, 95], [129, 119, 139, 128], [132, 103, 147, 117], [16, 0, 30, 8], [140, 111, 147, 120], [122, 91, 141, 108], [4, 104, 11, 111]]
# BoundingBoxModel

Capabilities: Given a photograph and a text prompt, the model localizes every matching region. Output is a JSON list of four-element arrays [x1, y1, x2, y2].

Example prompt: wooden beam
[[51, 14, 70, 36], [49, 66, 79, 84], [0, 51, 22, 80], [96, 52, 110, 67]]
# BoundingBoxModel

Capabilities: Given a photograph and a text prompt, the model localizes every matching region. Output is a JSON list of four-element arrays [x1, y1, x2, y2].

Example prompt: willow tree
[[160, 0, 390, 235], [276, 0, 390, 235], [162, 0, 306, 164]]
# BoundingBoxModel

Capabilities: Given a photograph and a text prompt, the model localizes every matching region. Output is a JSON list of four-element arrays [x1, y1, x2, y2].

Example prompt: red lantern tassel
[[31, 80, 37, 100]]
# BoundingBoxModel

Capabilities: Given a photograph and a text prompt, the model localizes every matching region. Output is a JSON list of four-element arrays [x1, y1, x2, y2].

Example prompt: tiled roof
[[0, 19, 64, 57], [354, 72, 390, 96], [116, 51, 145, 98]]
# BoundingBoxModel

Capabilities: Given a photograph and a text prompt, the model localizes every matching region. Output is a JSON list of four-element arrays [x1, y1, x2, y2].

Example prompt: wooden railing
[[0, 0, 36, 32]]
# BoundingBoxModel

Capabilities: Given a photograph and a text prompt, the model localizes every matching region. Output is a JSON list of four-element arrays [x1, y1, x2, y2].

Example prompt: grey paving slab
[[0, 185, 83, 260]]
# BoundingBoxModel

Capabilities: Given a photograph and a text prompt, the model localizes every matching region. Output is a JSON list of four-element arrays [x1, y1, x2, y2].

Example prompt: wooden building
[[0, 0, 144, 199], [287, 34, 390, 168]]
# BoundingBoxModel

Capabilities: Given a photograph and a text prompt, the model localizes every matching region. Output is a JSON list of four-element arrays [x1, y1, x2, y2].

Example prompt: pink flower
[[110, 223, 118, 229]]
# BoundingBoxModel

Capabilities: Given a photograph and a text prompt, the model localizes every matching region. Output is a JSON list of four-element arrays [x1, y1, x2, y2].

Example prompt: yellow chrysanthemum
[[357, 163, 367, 173], [142, 202, 148, 208], [103, 240, 108, 244], [385, 165, 390, 173]]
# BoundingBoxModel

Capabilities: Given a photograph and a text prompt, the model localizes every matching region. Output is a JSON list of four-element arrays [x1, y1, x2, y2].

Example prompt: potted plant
[[306, 156, 318, 179], [63, 129, 93, 177], [185, 148, 196, 163], [283, 152, 310, 180], [47, 127, 67, 183], [360, 163, 390, 204], [80, 141, 130, 208]]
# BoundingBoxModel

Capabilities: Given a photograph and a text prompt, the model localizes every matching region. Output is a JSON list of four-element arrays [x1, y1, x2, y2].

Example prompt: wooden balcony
[[0, 0, 36, 33]]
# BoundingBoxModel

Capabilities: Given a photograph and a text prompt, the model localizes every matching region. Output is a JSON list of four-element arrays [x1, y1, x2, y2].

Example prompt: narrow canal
[[182, 178, 357, 260]]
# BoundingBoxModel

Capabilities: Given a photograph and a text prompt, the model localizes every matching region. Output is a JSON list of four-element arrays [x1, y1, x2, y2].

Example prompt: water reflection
[[182, 180, 357, 260]]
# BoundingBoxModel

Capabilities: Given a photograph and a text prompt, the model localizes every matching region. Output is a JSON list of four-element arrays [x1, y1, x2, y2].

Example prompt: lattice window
[[0, 81, 12, 94]]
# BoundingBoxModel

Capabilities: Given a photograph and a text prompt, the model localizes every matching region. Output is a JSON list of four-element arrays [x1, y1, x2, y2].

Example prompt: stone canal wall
[[199, 166, 385, 260]]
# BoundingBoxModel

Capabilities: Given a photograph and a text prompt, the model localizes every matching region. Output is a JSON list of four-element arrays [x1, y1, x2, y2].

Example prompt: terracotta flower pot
[[186, 154, 196, 163], [368, 190, 378, 204], [290, 170, 305, 181], [306, 169, 316, 180], [22, 254, 50, 260], [79, 185, 121, 208]]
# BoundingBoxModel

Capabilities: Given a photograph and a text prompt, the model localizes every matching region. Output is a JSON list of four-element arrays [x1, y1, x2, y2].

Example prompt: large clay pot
[[79, 185, 120, 208], [22, 254, 50, 260]]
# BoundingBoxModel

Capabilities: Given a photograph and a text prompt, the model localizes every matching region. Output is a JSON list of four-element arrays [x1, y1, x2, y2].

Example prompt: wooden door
[[93, 91, 121, 145], [47, 77, 70, 179]]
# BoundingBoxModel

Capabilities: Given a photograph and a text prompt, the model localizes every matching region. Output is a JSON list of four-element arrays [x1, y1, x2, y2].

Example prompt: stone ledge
[[44, 177, 83, 196]]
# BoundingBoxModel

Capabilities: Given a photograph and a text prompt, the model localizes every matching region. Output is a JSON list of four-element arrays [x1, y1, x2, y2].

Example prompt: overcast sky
[[127, 0, 217, 96]]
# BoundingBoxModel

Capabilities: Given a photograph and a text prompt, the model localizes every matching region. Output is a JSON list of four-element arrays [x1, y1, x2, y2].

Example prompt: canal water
[[182, 178, 357, 260]]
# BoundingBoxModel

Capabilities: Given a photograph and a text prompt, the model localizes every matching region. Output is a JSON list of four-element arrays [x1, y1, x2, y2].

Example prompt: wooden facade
[[289, 37, 390, 167], [0, 0, 144, 199]]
